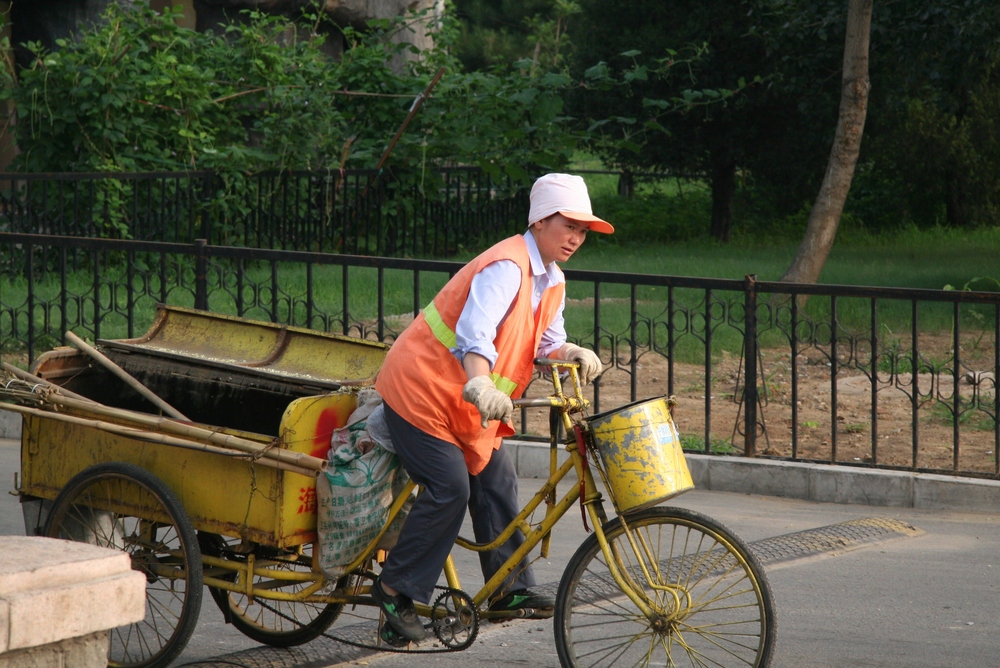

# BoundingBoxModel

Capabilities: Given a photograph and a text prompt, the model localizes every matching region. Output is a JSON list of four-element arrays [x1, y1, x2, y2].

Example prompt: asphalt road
[[3, 437, 999, 667]]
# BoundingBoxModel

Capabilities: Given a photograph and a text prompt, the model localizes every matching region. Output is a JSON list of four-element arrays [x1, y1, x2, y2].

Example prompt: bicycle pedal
[[490, 606, 555, 622], [379, 622, 411, 648], [488, 607, 534, 622]]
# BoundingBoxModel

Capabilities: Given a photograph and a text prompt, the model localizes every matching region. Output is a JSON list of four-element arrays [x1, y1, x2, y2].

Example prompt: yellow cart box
[[18, 305, 388, 549]]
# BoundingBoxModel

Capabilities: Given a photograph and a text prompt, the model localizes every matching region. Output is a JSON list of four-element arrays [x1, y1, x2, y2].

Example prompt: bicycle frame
[[201, 360, 664, 622]]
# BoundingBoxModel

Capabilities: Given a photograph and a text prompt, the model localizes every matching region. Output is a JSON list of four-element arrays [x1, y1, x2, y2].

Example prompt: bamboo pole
[[38, 393, 328, 473], [1, 362, 96, 403], [64, 331, 190, 421], [0, 403, 319, 478]]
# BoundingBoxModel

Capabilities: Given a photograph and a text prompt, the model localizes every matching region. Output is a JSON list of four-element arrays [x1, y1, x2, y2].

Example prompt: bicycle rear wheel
[[554, 506, 776, 668], [200, 534, 345, 647]]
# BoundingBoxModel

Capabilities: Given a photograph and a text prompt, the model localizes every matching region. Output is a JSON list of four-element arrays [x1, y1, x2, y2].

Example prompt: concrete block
[[914, 474, 1000, 513], [0, 536, 146, 653], [810, 465, 914, 507], [0, 536, 134, 595], [0, 599, 8, 656], [705, 457, 812, 500], [4, 576, 143, 652], [0, 630, 108, 668], [0, 411, 20, 440]]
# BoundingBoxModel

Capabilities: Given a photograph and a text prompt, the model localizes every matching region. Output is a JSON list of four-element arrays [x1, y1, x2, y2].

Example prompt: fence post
[[617, 170, 635, 198], [194, 239, 208, 311], [200, 171, 213, 243], [26, 245, 35, 363], [743, 274, 758, 457]]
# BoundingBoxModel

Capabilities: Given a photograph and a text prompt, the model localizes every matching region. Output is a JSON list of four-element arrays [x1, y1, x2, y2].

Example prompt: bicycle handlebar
[[512, 396, 564, 408], [510, 357, 588, 411], [532, 357, 579, 368]]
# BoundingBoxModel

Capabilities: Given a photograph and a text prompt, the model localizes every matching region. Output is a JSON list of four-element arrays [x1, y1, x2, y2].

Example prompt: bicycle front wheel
[[554, 507, 776, 668]]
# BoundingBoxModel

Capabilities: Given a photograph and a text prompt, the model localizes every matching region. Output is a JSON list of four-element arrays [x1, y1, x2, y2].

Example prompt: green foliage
[[1, 3, 581, 180], [565, 0, 797, 242], [680, 434, 738, 455], [835, 0, 1000, 231], [569, 1, 770, 170], [11, 6, 351, 172], [859, 73, 1000, 230], [944, 276, 1000, 293], [11, 0, 1000, 244], [586, 189, 713, 244], [422, 65, 578, 182], [452, 0, 571, 71]]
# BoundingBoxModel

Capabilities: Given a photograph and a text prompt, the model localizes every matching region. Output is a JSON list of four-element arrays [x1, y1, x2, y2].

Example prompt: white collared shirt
[[451, 232, 567, 369]]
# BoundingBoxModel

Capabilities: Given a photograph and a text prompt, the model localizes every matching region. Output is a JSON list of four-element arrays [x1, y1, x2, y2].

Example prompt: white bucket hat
[[528, 173, 614, 234]]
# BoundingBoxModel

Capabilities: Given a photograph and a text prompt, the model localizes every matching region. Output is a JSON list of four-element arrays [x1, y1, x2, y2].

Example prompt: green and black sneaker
[[488, 589, 555, 619], [379, 621, 412, 648], [371, 577, 427, 642]]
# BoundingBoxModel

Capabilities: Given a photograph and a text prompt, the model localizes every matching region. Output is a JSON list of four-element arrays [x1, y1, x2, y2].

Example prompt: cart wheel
[[44, 462, 203, 668], [200, 534, 345, 647]]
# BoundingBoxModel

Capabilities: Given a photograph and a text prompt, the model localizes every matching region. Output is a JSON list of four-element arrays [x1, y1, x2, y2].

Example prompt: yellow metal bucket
[[586, 397, 693, 513]]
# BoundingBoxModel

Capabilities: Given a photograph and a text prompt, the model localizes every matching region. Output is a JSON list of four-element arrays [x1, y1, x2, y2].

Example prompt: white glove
[[462, 375, 514, 429], [563, 342, 602, 385]]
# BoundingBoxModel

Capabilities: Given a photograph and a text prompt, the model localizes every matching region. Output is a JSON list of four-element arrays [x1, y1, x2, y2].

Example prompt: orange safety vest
[[376, 235, 565, 474]]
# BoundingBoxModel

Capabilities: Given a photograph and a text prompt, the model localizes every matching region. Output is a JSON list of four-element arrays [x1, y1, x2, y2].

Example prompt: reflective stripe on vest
[[423, 301, 519, 396]]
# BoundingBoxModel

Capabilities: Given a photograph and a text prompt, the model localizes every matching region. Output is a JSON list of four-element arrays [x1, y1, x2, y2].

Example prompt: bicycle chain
[[252, 585, 478, 655]]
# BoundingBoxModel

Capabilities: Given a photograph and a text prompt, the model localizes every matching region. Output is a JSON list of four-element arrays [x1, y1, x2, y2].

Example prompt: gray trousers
[[379, 402, 535, 603]]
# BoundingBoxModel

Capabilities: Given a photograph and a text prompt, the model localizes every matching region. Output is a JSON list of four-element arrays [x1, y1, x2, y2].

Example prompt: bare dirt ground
[[518, 337, 998, 476]]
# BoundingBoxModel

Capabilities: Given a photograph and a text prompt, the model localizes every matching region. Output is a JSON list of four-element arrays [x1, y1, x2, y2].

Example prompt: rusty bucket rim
[[585, 395, 670, 425]]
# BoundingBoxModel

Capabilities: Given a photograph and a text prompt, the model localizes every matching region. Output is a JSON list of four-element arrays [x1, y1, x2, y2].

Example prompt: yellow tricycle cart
[[12, 305, 387, 666], [6, 305, 776, 668]]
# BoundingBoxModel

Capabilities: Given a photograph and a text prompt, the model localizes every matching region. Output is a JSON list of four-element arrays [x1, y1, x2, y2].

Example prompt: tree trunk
[[710, 150, 735, 243], [944, 170, 970, 227], [617, 170, 635, 197], [780, 0, 872, 284]]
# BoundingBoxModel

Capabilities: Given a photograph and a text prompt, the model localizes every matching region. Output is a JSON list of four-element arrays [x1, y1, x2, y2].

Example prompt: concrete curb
[[505, 439, 1000, 514]]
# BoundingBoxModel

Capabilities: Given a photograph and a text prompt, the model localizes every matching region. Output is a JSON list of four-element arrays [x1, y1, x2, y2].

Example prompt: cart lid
[[98, 305, 387, 389]]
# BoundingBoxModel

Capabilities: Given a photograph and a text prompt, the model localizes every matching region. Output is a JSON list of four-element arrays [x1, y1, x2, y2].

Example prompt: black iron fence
[[2, 232, 998, 479], [0, 167, 528, 255]]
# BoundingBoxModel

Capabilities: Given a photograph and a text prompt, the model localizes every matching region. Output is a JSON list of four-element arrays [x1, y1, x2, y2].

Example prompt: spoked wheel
[[200, 534, 345, 647], [44, 462, 203, 668], [554, 507, 776, 668]]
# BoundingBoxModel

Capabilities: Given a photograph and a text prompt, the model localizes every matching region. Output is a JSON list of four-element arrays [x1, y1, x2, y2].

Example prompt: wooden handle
[[65, 331, 190, 421]]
